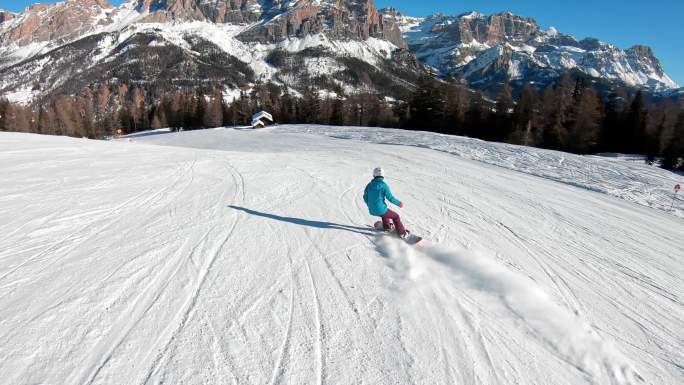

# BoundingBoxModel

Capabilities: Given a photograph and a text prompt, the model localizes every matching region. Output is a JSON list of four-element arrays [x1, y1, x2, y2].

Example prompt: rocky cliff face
[[133, 0, 263, 24], [625, 45, 670, 80], [0, 10, 16, 24], [456, 12, 541, 46], [0, 0, 113, 46], [126, 0, 405, 46], [393, 9, 677, 92], [238, 0, 406, 48], [0, 0, 405, 48]]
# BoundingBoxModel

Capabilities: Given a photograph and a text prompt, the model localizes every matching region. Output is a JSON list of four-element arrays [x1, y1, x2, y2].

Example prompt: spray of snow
[[376, 238, 644, 385]]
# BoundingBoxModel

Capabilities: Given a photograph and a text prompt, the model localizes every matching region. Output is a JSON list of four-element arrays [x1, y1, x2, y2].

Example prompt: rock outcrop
[[134, 0, 263, 24], [0, 0, 113, 46], [238, 0, 406, 48], [457, 12, 541, 45], [0, 10, 15, 24], [1, 0, 405, 48]]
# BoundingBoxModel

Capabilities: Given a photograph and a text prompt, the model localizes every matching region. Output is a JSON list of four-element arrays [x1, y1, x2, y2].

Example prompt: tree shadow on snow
[[228, 205, 376, 236]]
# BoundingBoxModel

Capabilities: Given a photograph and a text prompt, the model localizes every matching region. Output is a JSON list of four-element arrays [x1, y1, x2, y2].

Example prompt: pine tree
[[38, 105, 57, 135], [463, 92, 487, 137], [365, 95, 382, 127], [493, 81, 513, 140], [600, 90, 627, 152], [278, 89, 295, 123], [193, 90, 207, 129], [567, 87, 602, 153], [299, 87, 321, 124], [79, 89, 96, 138], [540, 75, 574, 149], [224, 101, 239, 127], [150, 103, 164, 129], [168, 92, 183, 130], [118, 106, 132, 134], [96, 83, 111, 117], [647, 98, 682, 163], [408, 75, 444, 130], [0, 99, 8, 132], [443, 83, 469, 135], [656, 99, 682, 161], [130, 86, 145, 133], [661, 111, 684, 170], [330, 97, 344, 126], [626, 91, 648, 154], [204, 87, 224, 128], [235, 92, 251, 126], [510, 83, 539, 146]]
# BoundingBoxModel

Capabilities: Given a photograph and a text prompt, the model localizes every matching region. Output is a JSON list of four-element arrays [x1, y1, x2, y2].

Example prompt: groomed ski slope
[[0, 127, 682, 385]]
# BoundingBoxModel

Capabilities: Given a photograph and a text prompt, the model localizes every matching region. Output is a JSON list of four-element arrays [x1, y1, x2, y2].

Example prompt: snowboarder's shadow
[[228, 205, 376, 236]]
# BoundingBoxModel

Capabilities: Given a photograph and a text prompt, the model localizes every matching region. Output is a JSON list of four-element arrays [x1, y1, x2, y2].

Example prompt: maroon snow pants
[[381, 209, 406, 236]]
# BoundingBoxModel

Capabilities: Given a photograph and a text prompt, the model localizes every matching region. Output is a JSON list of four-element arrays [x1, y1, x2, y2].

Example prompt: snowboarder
[[363, 167, 408, 238]]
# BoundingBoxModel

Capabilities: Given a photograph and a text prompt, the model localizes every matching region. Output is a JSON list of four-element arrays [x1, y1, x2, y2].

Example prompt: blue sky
[[3, 0, 683, 86]]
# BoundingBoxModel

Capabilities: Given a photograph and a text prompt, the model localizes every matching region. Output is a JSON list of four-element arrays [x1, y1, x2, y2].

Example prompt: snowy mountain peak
[[458, 11, 484, 19], [379, 6, 423, 33], [0, 10, 16, 24], [397, 9, 678, 92], [627, 45, 657, 62]]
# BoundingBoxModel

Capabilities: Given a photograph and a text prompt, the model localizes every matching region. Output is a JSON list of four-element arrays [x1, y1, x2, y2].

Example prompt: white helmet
[[373, 167, 384, 177]]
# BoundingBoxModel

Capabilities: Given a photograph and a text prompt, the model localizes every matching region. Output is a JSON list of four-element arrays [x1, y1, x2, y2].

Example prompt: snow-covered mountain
[[0, 0, 422, 104], [0, 1, 679, 104], [383, 8, 678, 93]]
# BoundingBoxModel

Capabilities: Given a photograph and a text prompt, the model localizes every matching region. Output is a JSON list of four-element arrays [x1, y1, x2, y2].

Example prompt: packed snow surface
[[1, 127, 683, 385], [274, 125, 684, 219]]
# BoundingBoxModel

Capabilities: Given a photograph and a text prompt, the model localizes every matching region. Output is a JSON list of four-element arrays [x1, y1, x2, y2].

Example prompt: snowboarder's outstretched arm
[[383, 184, 401, 206]]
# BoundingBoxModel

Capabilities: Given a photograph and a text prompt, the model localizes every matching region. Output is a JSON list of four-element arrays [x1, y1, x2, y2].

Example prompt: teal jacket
[[363, 177, 401, 216]]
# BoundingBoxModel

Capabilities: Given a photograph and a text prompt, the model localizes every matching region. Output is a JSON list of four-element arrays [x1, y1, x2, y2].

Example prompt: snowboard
[[373, 221, 423, 245]]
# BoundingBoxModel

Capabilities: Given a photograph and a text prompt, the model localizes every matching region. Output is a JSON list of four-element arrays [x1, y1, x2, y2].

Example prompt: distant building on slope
[[251, 111, 274, 128]]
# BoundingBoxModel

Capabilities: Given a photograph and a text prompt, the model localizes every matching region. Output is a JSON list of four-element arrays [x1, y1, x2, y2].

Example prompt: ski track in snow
[[0, 129, 683, 385]]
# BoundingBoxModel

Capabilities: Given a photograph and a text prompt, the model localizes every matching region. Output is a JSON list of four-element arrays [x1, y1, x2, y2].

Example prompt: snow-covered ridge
[[0, 0, 408, 103], [0, 16, 396, 103], [393, 9, 678, 91], [0, 0, 142, 69]]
